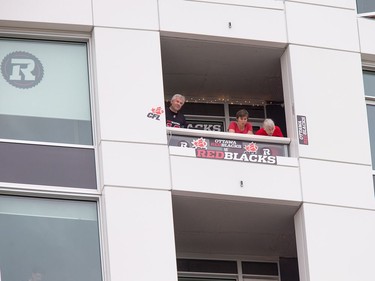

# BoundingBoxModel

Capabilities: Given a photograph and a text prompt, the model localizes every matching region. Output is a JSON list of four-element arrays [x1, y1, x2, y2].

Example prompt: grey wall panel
[[0, 142, 97, 189]]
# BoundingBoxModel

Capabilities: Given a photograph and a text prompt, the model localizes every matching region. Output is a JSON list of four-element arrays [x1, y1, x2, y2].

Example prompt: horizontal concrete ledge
[[0, 20, 93, 33], [185, 0, 284, 10]]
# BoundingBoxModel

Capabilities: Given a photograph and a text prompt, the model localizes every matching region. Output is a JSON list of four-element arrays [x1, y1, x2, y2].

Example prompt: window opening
[[161, 36, 286, 135]]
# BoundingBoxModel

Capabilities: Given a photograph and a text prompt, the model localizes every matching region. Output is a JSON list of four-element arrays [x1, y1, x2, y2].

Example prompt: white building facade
[[0, 1, 375, 281]]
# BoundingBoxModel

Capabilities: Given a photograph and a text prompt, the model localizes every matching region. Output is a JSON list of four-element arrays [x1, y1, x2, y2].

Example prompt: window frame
[[362, 64, 375, 179], [177, 257, 280, 281], [0, 194, 104, 281], [0, 29, 100, 192], [0, 30, 97, 149], [0, 29, 104, 281]]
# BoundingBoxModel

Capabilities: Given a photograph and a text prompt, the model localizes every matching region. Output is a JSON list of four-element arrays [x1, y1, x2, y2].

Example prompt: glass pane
[[357, 0, 375, 13], [0, 196, 102, 281], [0, 38, 92, 145], [363, 71, 375, 97], [366, 104, 375, 167], [0, 142, 97, 189]]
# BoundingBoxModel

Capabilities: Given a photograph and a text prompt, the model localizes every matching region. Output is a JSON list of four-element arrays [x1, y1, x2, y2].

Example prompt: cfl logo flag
[[1, 51, 44, 89]]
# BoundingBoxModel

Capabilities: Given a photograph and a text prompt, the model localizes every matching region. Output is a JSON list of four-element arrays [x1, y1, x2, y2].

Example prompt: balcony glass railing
[[167, 127, 290, 165]]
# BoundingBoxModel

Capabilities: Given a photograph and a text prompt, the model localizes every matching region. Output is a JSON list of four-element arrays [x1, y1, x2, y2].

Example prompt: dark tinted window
[[177, 259, 238, 274], [0, 142, 96, 188], [242, 261, 279, 276], [169, 102, 225, 116], [229, 104, 265, 119]]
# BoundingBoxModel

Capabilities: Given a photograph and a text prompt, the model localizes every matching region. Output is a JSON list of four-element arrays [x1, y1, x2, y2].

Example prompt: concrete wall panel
[[100, 141, 171, 190], [358, 17, 375, 58], [286, 45, 371, 164], [93, 28, 167, 145], [295, 203, 375, 281], [92, 0, 159, 30], [286, 0, 355, 9], [159, 0, 287, 45], [186, 0, 284, 9], [300, 158, 375, 209], [170, 155, 302, 202], [103, 187, 177, 281], [0, 0, 92, 27], [286, 2, 359, 51]]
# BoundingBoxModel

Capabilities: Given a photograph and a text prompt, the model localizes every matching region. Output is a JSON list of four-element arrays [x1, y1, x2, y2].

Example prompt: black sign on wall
[[186, 119, 225, 132], [297, 115, 308, 145], [168, 134, 289, 165]]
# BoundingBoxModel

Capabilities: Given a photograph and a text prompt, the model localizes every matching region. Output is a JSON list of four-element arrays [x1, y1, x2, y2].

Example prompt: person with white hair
[[256, 118, 283, 137], [165, 94, 187, 128]]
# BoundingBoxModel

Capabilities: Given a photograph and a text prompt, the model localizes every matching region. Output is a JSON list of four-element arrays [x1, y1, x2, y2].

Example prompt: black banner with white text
[[168, 135, 288, 165]]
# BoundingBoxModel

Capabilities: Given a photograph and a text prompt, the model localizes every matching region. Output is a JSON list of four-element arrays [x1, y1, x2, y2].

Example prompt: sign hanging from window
[[297, 115, 308, 145], [168, 134, 289, 165]]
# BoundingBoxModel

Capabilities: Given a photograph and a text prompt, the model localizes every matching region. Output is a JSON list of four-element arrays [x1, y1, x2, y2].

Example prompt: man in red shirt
[[256, 118, 283, 137]]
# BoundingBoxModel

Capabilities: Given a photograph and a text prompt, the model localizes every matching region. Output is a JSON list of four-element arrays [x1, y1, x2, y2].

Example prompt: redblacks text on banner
[[169, 135, 287, 165], [195, 149, 276, 164]]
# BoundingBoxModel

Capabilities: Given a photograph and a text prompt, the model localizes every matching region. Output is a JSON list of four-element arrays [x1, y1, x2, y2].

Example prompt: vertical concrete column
[[103, 187, 178, 281], [295, 203, 375, 281], [282, 2, 374, 209], [92, 27, 171, 191]]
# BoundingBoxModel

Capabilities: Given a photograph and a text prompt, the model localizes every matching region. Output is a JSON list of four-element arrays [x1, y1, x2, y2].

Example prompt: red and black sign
[[297, 115, 308, 145], [169, 135, 287, 165]]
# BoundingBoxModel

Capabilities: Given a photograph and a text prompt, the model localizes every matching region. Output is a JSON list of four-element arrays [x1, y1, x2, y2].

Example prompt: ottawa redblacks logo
[[191, 137, 277, 165], [1, 51, 44, 89]]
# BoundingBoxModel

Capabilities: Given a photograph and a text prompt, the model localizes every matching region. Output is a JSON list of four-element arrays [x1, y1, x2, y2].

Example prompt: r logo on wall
[[297, 115, 309, 145], [1, 51, 44, 89]]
